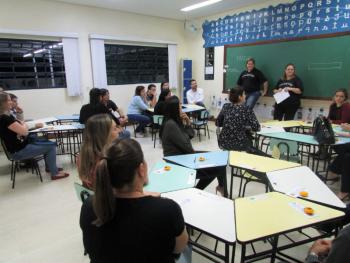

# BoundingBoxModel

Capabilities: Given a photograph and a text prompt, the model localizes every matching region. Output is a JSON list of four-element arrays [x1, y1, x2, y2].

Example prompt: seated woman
[[216, 86, 260, 151], [146, 84, 157, 108], [160, 96, 226, 195], [0, 92, 68, 180], [127, 86, 152, 137], [80, 139, 188, 262], [154, 88, 171, 115], [327, 121, 350, 200], [328, 89, 350, 124], [273, 63, 303, 121], [78, 114, 121, 189]]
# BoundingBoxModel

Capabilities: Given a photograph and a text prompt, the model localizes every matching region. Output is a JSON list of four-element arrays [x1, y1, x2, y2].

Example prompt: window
[[0, 38, 66, 90], [105, 44, 168, 85]]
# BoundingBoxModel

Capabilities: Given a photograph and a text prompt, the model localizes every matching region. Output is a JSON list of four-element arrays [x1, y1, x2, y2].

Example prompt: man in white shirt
[[186, 79, 205, 108]]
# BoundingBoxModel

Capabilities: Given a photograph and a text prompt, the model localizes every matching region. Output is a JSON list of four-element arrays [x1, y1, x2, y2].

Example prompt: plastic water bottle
[[223, 97, 228, 106], [319, 108, 324, 117], [306, 108, 313, 123], [217, 97, 222, 109], [211, 95, 216, 110], [297, 107, 303, 120]]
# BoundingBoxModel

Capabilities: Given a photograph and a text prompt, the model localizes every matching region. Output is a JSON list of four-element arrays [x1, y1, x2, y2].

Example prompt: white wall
[[0, 0, 334, 120], [0, 0, 187, 119], [186, 0, 331, 118]]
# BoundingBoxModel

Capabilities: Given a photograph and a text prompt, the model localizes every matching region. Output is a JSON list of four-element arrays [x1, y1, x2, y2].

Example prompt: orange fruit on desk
[[164, 166, 171, 171], [199, 157, 205, 161], [304, 207, 314, 215], [299, 191, 309, 198]]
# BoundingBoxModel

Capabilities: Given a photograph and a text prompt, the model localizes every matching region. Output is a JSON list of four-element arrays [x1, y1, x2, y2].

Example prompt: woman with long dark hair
[[80, 139, 188, 262], [160, 96, 226, 195], [154, 88, 171, 115]]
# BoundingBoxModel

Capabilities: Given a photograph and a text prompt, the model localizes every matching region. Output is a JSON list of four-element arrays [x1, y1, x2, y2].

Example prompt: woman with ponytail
[[80, 139, 188, 262]]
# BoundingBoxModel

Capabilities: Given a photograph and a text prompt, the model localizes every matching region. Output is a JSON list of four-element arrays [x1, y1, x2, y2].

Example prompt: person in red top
[[328, 89, 350, 124]]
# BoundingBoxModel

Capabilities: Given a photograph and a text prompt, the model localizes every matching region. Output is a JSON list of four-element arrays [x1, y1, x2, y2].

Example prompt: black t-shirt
[[79, 103, 120, 125], [80, 196, 185, 263], [106, 100, 118, 112], [274, 76, 304, 105], [0, 114, 27, 153], [237, 68, 267, 93], [154, 101, 166, 115]]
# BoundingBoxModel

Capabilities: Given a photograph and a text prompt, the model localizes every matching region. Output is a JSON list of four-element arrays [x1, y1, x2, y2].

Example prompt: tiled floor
[[0, 123, 341, 262]]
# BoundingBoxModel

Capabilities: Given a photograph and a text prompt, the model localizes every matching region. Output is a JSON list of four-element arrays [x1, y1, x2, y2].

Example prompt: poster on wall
[[202, 0, 350, 47]]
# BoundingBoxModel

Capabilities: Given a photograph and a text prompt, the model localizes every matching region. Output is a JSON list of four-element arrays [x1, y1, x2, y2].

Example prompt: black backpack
[[312, 116, 335, 145]]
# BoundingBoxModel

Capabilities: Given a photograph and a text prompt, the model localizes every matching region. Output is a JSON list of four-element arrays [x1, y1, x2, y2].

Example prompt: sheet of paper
[[273, 89, 290, 104], [259, 126, 286, 133]]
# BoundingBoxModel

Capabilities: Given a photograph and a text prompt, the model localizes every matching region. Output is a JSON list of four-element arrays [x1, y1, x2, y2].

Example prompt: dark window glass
[[0, 38, 66, 90], [105, 44, 168, 85]]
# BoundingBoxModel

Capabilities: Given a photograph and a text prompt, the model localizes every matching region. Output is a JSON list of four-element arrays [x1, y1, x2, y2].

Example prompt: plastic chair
[[73, 182, 94, 256], [151, 115, 164, 148], [192, 110, 210, 141], [1, 139, 43, 189], [269, 138, 300, 163], [74, 182, 94, 202]]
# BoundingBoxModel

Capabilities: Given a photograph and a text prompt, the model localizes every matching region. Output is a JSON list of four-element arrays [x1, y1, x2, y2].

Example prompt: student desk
[[164, 151, 229, 196], [235, 192, 344, 263], [162, 188, 235, 263], [25, 116, 58, 127], [261, 120, 305, 129], [144, 161, 196, 193], [29, 124, 84, 162], [182, 104, 205, 114], [55, 114, 80, 124], [257, 131, 350, 172], [229, 151, 300, 197], [267, 166, 346, 209]]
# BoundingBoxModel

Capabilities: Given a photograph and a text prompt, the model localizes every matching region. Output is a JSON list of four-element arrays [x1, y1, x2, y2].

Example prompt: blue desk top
[[55, 114, 79, 121], [259, 131, 350, 146], [144, 161, 196, 193], [163, 151, 229, 169]]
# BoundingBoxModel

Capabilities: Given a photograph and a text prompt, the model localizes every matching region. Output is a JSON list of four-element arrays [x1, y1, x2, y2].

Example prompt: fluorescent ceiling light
[[181, 0, 222, 12], [23, 53, 32, 58]]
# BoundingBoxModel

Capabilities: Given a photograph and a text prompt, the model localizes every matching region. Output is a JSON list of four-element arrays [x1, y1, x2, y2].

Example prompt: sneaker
[[135, 132, 145, 138]]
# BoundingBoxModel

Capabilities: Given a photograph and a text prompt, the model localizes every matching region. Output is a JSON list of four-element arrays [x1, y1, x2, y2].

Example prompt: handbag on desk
[[312, 116, 335, 145]]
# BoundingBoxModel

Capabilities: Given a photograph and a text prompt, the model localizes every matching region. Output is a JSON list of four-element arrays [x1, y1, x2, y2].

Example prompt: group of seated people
[[0, 91, 69, 180], [2, 81, 350, 262]]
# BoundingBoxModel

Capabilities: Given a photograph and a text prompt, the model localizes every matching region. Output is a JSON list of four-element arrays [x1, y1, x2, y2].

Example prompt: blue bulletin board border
[[203, 0, 350, 47]]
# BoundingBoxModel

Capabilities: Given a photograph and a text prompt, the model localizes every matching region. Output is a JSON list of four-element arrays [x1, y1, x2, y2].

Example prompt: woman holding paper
[[273, 63, 303, 121]]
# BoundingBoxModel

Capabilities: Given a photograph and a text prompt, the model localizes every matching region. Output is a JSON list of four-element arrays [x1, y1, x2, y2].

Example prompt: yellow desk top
[[235, 192, 344, 243], [229, 151, 300, 173], [261, 120, 304, 128]]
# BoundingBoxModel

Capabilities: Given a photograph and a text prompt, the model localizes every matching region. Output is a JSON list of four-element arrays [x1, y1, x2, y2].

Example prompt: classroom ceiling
[[45, 0, 271, 21]]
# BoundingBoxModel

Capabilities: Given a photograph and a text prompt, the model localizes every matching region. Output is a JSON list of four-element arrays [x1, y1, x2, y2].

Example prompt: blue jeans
[[245, 91, 261, 109], [119, 129, 131, 139], [127, 114, 151, 133], [11, 142, 58, 176]]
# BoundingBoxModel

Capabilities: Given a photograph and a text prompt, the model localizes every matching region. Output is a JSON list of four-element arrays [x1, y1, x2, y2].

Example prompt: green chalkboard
[[224, 34, 350, 99]]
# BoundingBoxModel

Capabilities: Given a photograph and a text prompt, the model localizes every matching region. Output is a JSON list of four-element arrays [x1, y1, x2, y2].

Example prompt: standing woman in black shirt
[[80, 139, 188, 263], [0, 92, 68, 180], [273, 63, 304, 121], [237, 58, 268, 109]]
